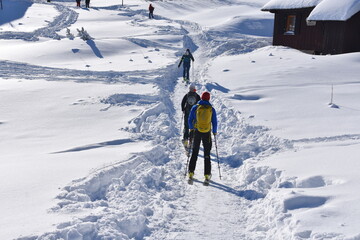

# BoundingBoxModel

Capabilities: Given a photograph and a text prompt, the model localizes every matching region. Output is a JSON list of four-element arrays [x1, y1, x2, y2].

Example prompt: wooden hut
[[262, 0, 360, 54]]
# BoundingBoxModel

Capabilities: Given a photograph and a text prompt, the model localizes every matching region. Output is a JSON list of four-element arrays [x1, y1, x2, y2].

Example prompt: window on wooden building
[[285, 15, 296, 35]]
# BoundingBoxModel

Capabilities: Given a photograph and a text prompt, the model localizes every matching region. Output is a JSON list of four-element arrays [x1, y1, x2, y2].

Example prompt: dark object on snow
[[178, 49, 194, 81], [149, 4, 154, 19], [181, 84, 200, 142], [187, 91, 218, 179]]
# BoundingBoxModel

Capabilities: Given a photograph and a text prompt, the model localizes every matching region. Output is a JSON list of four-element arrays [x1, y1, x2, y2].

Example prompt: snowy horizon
[[1, 0, 360, 239]]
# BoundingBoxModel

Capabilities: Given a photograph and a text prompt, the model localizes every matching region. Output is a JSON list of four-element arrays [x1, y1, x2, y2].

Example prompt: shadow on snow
[[52, 138, 134, 154], [86, 39, 104, 58], [191, 179, 265, 201], [0, 0, 33, 26]]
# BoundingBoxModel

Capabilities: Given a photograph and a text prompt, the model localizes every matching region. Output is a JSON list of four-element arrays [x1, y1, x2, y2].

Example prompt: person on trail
[[149, 4, 154, 19], [178, 49, 194, 82], [76, 0, 81, 7], [85, 0, 90, 8], [188, 91, 217, 182], [181, 83, 201, 148]]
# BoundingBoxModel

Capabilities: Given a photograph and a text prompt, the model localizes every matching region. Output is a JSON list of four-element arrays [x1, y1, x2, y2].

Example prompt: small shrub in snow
[[66, 28, 75, 40], [77, 27, 93, 41]]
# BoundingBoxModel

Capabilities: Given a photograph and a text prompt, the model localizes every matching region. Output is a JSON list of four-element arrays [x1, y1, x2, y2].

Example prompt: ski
[[182, 77, 189, 85], [188, 178, 194, 185], [203, 175, 211, 186], [186, 177, 210, 186], [203, 179, 210, 186]]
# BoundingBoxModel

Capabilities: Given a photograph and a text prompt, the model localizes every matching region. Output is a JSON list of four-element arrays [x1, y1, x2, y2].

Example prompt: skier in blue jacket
[[188, 91, 217, 181], [178, 49, 194, 82]]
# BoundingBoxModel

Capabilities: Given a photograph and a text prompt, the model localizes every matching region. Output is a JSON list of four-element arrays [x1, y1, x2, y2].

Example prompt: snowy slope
[[1, 0, 360, 239]]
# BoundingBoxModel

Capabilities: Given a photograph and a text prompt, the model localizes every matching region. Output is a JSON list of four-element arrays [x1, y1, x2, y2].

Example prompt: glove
[[189, 129, 194, 138]]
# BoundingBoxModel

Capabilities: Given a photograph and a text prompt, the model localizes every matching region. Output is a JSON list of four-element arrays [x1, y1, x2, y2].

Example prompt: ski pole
[[214, 134, 222, 180], [180, 111, 184, 137], [192, 61, 195, 82]]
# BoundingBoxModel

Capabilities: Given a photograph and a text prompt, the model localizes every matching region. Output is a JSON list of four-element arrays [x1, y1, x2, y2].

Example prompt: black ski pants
[[189, 130, 212, 175], [149, 11, 154, 19], [183, 63, 191, 80]]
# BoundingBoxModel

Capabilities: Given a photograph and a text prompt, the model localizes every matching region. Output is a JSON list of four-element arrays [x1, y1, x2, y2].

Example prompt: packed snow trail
[[8, 1, 294, 239], [150, 6, 292, 238]]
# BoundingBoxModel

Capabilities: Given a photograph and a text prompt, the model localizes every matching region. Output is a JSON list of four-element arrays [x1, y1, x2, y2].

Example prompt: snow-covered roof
[[262, 0, 322, 11], [307, 0, 360, 21], [262, 0, 360, 21]]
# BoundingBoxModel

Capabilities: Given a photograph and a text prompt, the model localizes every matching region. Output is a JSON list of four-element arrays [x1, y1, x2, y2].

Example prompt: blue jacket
[[178, 53, 194, 67], [188, 100, 218, 134]]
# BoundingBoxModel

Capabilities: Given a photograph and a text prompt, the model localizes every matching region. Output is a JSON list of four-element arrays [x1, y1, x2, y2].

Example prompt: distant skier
[[85, 0, 90, 8], [76, 0, 81, 7], [188, 91, 217, 183], [149, 4, 154, 19], [181, 83, 200, 150], [178, 49, 194, 82]]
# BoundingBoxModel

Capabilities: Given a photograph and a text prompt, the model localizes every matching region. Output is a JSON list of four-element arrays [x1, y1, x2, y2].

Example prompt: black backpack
[[185, 92, 198, 112]]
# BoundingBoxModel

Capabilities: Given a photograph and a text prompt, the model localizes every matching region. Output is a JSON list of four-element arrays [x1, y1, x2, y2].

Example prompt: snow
[[261, 0, 322, 11], [0, 2, 57, 32], [1, 0, 360, 239], [262, 0, 360, 21], [307, 0, 360, 21]]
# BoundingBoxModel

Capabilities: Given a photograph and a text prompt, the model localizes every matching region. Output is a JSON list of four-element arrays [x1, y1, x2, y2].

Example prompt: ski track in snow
[[0, 2, 78, 41], [0, 59, 160, 84], [8, 1, 353, 240]]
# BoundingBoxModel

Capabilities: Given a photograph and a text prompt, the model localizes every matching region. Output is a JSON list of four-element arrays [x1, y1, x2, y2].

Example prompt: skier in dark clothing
[[149, 4, 154, 19], [178, 49, 194, 82], [188, 91, 217, 182], [181, 83, 200, 148], [76, 0, 81, 7], [85, 0, 90, 8]]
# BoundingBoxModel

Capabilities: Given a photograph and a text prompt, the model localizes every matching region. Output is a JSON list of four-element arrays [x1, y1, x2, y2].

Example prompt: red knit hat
[[201, 91, 210, 101]]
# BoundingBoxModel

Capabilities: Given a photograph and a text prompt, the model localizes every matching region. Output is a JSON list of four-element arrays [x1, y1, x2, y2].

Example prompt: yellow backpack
[[195, 104, 212, 133]]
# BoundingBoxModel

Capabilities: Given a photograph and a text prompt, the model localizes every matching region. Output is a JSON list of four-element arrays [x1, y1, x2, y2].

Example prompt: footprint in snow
[[284, 195, 328, 211]]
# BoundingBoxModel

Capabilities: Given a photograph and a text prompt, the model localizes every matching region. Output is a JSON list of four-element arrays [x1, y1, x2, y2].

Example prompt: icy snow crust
[[1, 0, 360, 239]]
